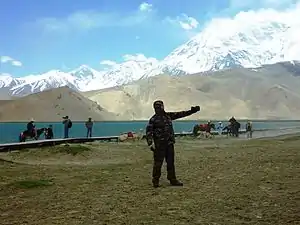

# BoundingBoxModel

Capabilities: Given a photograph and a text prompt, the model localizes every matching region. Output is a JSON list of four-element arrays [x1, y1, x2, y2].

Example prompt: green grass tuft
[[10, 179, 54, 189]]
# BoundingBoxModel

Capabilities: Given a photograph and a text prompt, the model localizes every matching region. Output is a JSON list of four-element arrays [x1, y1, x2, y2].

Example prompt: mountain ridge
[[84, 62, 300, 120], [1, 10, 300, 97], [0, 86, 118, 121], [2, 62, 300, 121]]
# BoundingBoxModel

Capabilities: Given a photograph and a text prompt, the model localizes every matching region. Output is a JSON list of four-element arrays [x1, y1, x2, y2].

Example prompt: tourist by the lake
[[246, 120, 253, 138], [146, 100, 200, 188], [229, 116, 240, 137], [26, 118, 36, 138], [217, 121, 224, 135], [45, 125, 54, 139], [85, 117, 93, 138], [62, 116, 72, 138]]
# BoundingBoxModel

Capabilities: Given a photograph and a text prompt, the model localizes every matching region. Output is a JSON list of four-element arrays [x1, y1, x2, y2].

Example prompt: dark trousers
[[232, 126, 239, 137], [87, 128, 92, 138], [64, 127, 69, 138], [152, 142, 176, 183]]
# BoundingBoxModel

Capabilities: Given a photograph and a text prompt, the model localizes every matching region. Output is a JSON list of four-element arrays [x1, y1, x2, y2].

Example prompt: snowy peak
[[0, 54, 160, 97], [101, 54, 158, 72], [98, 54, 159, 87], [0, 73, 25, 88], [143, 6, 300, 77], [158, 21, 296, 74], [69, 65, 102, 80], [0, 73, 14, 88]]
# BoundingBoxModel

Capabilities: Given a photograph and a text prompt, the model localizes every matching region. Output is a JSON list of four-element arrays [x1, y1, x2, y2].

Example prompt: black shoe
[[170, 180, 183, 186], [153, 183, 160, 188], [152, 179, 160, 188]]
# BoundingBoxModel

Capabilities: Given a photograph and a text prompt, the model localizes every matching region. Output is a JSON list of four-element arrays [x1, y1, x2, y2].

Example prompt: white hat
[[30, 118, 35, 122]]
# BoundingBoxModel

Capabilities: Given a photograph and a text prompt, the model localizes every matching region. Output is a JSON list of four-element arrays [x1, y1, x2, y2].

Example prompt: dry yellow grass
[[0, 135, 299, 225]]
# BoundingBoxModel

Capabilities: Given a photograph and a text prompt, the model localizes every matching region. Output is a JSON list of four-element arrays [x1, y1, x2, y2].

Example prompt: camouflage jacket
[[146, 110, 194, 145]]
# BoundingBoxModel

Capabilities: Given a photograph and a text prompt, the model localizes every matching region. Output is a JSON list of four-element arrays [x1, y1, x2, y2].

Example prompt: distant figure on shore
[[229, 116, 240, 137], [217, 121, 224, 135], [45, 125, 54, 139], [222, 122, 231, 136], [62, 116, 72, 138], [85, 117, 93, 138], [27, 118, 36, 138], [246, 120, 253, 139]]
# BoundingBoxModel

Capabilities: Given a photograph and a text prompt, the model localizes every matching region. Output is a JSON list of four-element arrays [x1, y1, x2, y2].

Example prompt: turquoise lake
[[0, 120, 300, 144]]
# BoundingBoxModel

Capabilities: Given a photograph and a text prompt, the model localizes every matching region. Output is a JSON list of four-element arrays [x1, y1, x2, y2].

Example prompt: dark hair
[[153, 100, 164, 108]]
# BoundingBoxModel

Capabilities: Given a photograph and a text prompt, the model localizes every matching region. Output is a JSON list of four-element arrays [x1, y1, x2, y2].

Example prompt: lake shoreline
[[1, 120, 300, 144], [0, 119, 300, 123]]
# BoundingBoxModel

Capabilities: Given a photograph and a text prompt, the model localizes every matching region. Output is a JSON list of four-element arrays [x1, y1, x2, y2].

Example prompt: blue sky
[[0, 0, 298, 77]]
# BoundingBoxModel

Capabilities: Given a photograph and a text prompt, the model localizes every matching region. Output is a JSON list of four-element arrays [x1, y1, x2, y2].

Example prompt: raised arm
[[145, 117, 155, 146], [167, 106, 200, 120]]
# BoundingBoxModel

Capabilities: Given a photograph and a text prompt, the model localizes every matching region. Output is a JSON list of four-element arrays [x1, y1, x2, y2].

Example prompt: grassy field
[[0, 135, 299, 225]]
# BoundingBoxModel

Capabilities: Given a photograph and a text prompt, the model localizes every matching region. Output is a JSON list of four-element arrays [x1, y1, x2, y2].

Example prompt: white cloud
[[100, 60, 117, 66], [100, 54, 158, 67], [179, 17, 199, 30], [206, 2, 300, 31], [139, 2, 153, 12], [36, 3, 154, 32], [11, 60, 22, 67], [165, 14, 199, 30], [229, 0, 298, 10], [0, 56, 22, 67], [0, 56, 13, 63], [123, 54, 148, 61]]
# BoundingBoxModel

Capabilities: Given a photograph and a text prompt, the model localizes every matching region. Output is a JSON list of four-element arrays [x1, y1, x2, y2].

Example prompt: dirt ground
[[0, 135, 299, 225]]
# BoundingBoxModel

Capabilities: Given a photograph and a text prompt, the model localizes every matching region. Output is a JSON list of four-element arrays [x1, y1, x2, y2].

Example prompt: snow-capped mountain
[[9, 70, 80, 96], [0, 55, 159, 97], [76, 55, 158, 91], [98, 54, 158, 88], [1, 7, 300, 97], [143, 13, 300, 77]]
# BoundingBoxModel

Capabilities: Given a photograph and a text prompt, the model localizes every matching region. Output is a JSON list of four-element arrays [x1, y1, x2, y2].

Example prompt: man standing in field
[[85, 117, 93, 138], [246, 120, 253, 138], [145, 100, 200, 188], [62, 116, 72, 138]]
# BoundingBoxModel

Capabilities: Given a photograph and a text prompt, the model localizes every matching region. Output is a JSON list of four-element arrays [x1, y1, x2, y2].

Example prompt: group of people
[[222, 117, 253, 138], [24, 116, 94, 140], [26, 119, 54, 140], [192, 118, 253, 139], [62, 116, 94, 138]]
